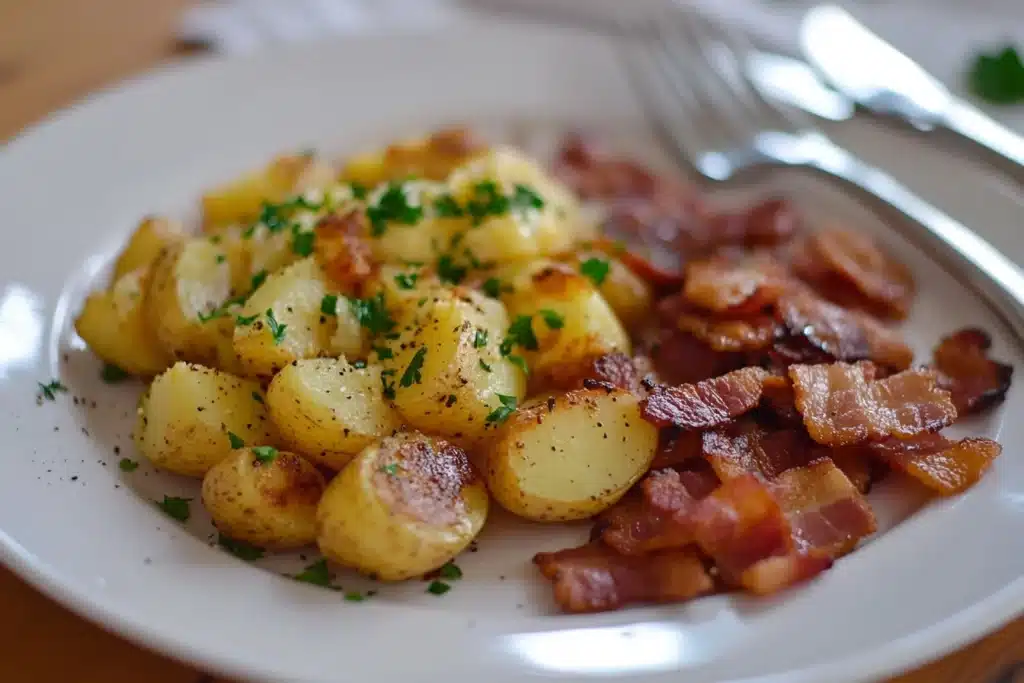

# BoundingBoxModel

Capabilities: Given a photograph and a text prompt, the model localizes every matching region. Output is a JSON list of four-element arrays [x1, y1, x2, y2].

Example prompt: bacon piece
[[676, 314, 777, 353], [641, 367, 769, 429], [543, 352, 642, 393], [933, 328, 1013, 416], [740, 553, 834, 595], [758, 374, 802, 426], [790, 363, 957, 447], [777, 289, 913, 371], [314, 210, 376, 296], [533, 542, 714, 613], [829, 446, 879, 494], [702, 421, 821, 482], [870, 433, 1002, 496], [645, 328, 745, 386], [682, 254, 788, 316], [703, 198, 801, 249], [652, 428, 704, 469]]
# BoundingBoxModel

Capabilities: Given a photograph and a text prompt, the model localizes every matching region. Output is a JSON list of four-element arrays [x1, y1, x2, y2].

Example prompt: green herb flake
[[348, 293, 396, 336], [968, 45, 1024, 104], [251, 446, 278, 463], [37, 380, 67, 402], [265, 308, 287, 345], [394, 272, 419, 290], [344, 591, 367, 603], [321, 294, 339, 316], [352, 360, 368, 369], [379, 463, 399, 476], [251, 270, 268, 291], [118, 458, 139, 472], [466, 180, 510, 226], [426, 580, 451, 596], [373, 345, 394, 360], [473, 328, 489, 349], [500, 315, 539, 355], [438, 562, 463, 580], [218, 534, 265, 561], [367, 183, 424, 236], [486, 394, 518, 425], [400, 347, 427, 388], [251, 391, 264, 404], [507, 354, 529, 375], [294, 559, 331, 587], [197, 307, 229, 323], [510, 184, 545, 213], [381, 369, 397, 400], [350, 182, 368, 200], [228, 431, 245, 449], [482, 277, 503, 299], [292, 230, 316, 256], [479, 359, 492, 372], [215, 254, 227, 264], [539, 309, 565, 330], [101, 363, 130, 383], [433, 193, 464, 218], [235, 313, 259, 326], [445, 394, 457, 407], [580, 257, 611, 286], [157, 496, 191, 522], [437, 254, 467, 285]]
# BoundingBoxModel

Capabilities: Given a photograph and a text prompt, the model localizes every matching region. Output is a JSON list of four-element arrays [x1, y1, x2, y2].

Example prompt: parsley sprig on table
[[968, 45, 1024, 105]]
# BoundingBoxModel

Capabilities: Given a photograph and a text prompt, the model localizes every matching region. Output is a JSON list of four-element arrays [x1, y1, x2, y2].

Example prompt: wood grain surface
[[0, 0, 1020, 680]]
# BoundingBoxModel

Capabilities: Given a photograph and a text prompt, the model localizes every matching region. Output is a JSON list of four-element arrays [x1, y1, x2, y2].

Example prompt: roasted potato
[[559, 251, 653, 330], [366, 180, 458, 265], [266, 358, 401, 470], [134, 362, 276, 477], [486, 387, 657, 521], [202, 447, 325, 549], [380, 286, 525, 443], [75, 266, 171, 376], [112, 216, 185, 281], [316, 432, 488, 580], [340, 127, 486, 187]]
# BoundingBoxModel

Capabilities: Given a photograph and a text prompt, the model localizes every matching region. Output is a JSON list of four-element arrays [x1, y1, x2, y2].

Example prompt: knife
[[799, 4, 1024, 187]]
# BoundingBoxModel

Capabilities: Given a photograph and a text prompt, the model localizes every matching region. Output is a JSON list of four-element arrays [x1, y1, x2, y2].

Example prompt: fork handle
[[938, 100, 1024, 188], [809, 140, 1024, 337]]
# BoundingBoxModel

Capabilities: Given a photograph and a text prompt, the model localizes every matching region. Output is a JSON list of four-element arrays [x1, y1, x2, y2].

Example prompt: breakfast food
[[74, 126, 1012, 611]]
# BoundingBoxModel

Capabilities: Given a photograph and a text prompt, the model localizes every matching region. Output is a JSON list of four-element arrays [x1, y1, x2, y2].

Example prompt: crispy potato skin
[[202, 449, 326, 549], [486, 388, 657, 522], [113, 216, 185, 281], [266, 358, 401, 470], [316, 432, 488, 580], [134, 362, 276, 477]]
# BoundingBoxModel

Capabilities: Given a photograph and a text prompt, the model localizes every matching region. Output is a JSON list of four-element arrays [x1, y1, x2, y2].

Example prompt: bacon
[[651, 428, 704, 469], [677, 314, 778, 353], [790, 363, 957, 447], [777, 289, 913, 371], [870, 433, 1002, 496], [758, 374, 802, 426], [740, 553, 834, 595], [533, 542, 714, 613], [702, 198, 801, 249], [829, 446, 879, 494], [645, 328, 745, 386], [702, 421, 821, 482], [542, 352, 642, 393], [314, 211, 376, 296], [682, 254, 788, 316], [932, 328, 1013, 416], [641, 367, 769, 429]]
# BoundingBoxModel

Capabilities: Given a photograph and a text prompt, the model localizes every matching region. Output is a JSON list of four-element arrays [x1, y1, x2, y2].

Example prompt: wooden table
[[1, 0, 1022, 681]]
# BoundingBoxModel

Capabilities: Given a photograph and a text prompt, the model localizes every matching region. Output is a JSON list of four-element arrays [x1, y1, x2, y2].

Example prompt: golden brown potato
[[134, 362, 276, 477], [316, 432, 488, 580], [559, 251, 653, 330], [202, 448, 325, 549], [340, 127, 486, 187], [113, 216, 185, 281], [266, 358, 401, 470], [485, 388, 657, 521]]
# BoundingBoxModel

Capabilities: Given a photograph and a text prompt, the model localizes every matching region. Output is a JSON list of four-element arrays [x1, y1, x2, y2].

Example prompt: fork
[[621, 10, 1024, 339]]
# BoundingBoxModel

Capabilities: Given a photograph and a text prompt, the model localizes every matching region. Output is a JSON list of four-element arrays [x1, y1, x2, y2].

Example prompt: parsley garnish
[[486, 394, 518, 425], [439, 562, 463, 580], [466, 180, 510, 226], [294, 559, 331, 587], [400, 348, 427, 387], [251, 446, 278, 463], [580, 257, 610, 286], [473, 328, 488, 348], [350, 182, 368, 200], [344, 591, 367, 602], [394, 272, 418, 290], [321, 294, 338, 316], [118, 458, 139, 472], [445, 394, 457, 407], [37, 380, 67, 401], [968, 45, 1024, 104], [507, 355, 529, 375], [235, 313, 259, 326], [479, 359, 492, 372], [101, 363, 130, 383], [265, 309, 287, 345], [352, 360, 368, 369], [433, 194, 463, 217], [510, 184, 545, 213], [381, 369, 397, 400], [215, 254, 226, 264], [539, 309, 564, 330], [348, 293, 395, 335], [218, 534, 265, 561], [437, 255, 467, 285], [500, 315, 539, 355], [373, 345, 394, 360], [157, 496, 191, 522], [426, 580, 451, 595], [251, 270, 268, 291], [482, 277, 503, 299], [197, 307, 229, 323], [228, 431, 245, 449], [292, 230, 316, 256], [367, 183, 424, 236], [252, 391, 264, 404], [379, 463, 399, 476]]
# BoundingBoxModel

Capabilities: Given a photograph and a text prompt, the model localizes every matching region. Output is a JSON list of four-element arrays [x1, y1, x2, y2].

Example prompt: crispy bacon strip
[[933, 328, 1013, 416], [682, 254, 787, 316], [758, 374, 802, 426], [641, 367, 769, 429], [790, 363, 957, 446], [740, 553, 834, 595], [702, 198, 801, 249], [651, 428, 704, 469], [645, 328, 745, 386], [701, 421, 820, 482], [533, 542, 714, 613], [870, 433, 1002, 496], [677, 314, 777, 353], [543, 352, 642, 393]]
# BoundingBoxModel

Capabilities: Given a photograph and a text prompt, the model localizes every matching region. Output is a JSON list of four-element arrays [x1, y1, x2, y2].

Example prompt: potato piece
[[502, 260, 630, 390], [211, 316, 246, 375], [486, 388, 657, 521], [380, 286, 525, 443], [316, 432, 488, 580], [75, 266, 171, 376], [202, 448, 325, 549], [232, 257, 335, 377], [325, 295, 370, 360], [134, 362, 276, 477], [113, 216, 185, 281], [145, 238, 234, 365], [340, 127, 486, 187], [201, 153, 336, 231], [560, 252, 653, 330], [365, 180, 457, 265], [267, 358, 401, 470]]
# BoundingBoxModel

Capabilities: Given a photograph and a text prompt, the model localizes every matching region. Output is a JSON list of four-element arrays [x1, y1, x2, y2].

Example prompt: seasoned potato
[[380, 286, 525, 443], [560, 251, 653, 330], [134, 362, 276, 477], [486, 388, 657, 521], [501, 260, 631, 390], [75, 266, 171, 376], [267, 358, 401, 469], [145, 238, 234, 365], [316, 432, 488, 580], [201, 153, 336, 231], [113, 216, 185, 281], [210, 316, 246, 376], [366, 180, 458, 265], [202, 448, 325, 549], [232, 257, 336, 377], [340, 127, 486, 187]]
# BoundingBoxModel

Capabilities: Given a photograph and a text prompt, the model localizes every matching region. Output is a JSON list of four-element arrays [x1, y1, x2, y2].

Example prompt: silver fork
[[622, 10, 1024, 340]]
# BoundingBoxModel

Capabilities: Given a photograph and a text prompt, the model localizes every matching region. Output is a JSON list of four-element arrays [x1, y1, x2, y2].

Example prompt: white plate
[[2, 21, 1024, 683]]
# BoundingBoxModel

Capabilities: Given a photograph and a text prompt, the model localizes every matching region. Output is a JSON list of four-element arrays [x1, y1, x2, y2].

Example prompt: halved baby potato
[[202, 447, 326, 550], [266, 358, 401, 470], [485, 387, 657, 522], [134, 362, 276, 477], [558, 251, 653, 330], [316, 431, 488, 581], [112, 216, 185, 281]]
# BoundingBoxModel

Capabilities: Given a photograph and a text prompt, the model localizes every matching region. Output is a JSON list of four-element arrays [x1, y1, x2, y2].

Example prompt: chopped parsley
[[500, 315, 539, 355], [292, 230, 316, 256], [426, 580, 451, 596], [118, 458, 139, 472], [348, 293, 395, 336], [473, 328, 488, 349], [252, 391, 265, 404], [37, 380, 67, 402], [156, 496, 191, 522], [510, 184, 545, 213], [479, 359, 492, 372], [433, 193, 463, 217], [321, 294, 338, 316], [251, 446, 278, 464], [294, 559, 331, 587], [381, 369, 397, 400], [379, 463, 399, 476], [215, 254, 226, 264], [400, 347, 427, 387], [344, 591, 367, 602], [235, 313, 259, 326], [580, 257, 610, 286], [481, 277, 503, 299], [250, 269, 268, 291], [367, 183, 424, 236], [486, 394, 518, 425], [968, 45, 1024, 104], [197, 306, 229, 323], [218, 534, 265, 561], [350, 182, 368, 200], [373, 345, 394, 360], [507, 354, 529, 375], [394, 272, 419, 290], [265, 309, 287, 345], [445, 394, 457, 407], [438, 562, 463, 580], [539, 309, 565, 330], [437, 254, 467, 285], [101, 363, 130, 383], [228, 431, 245, 449]]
